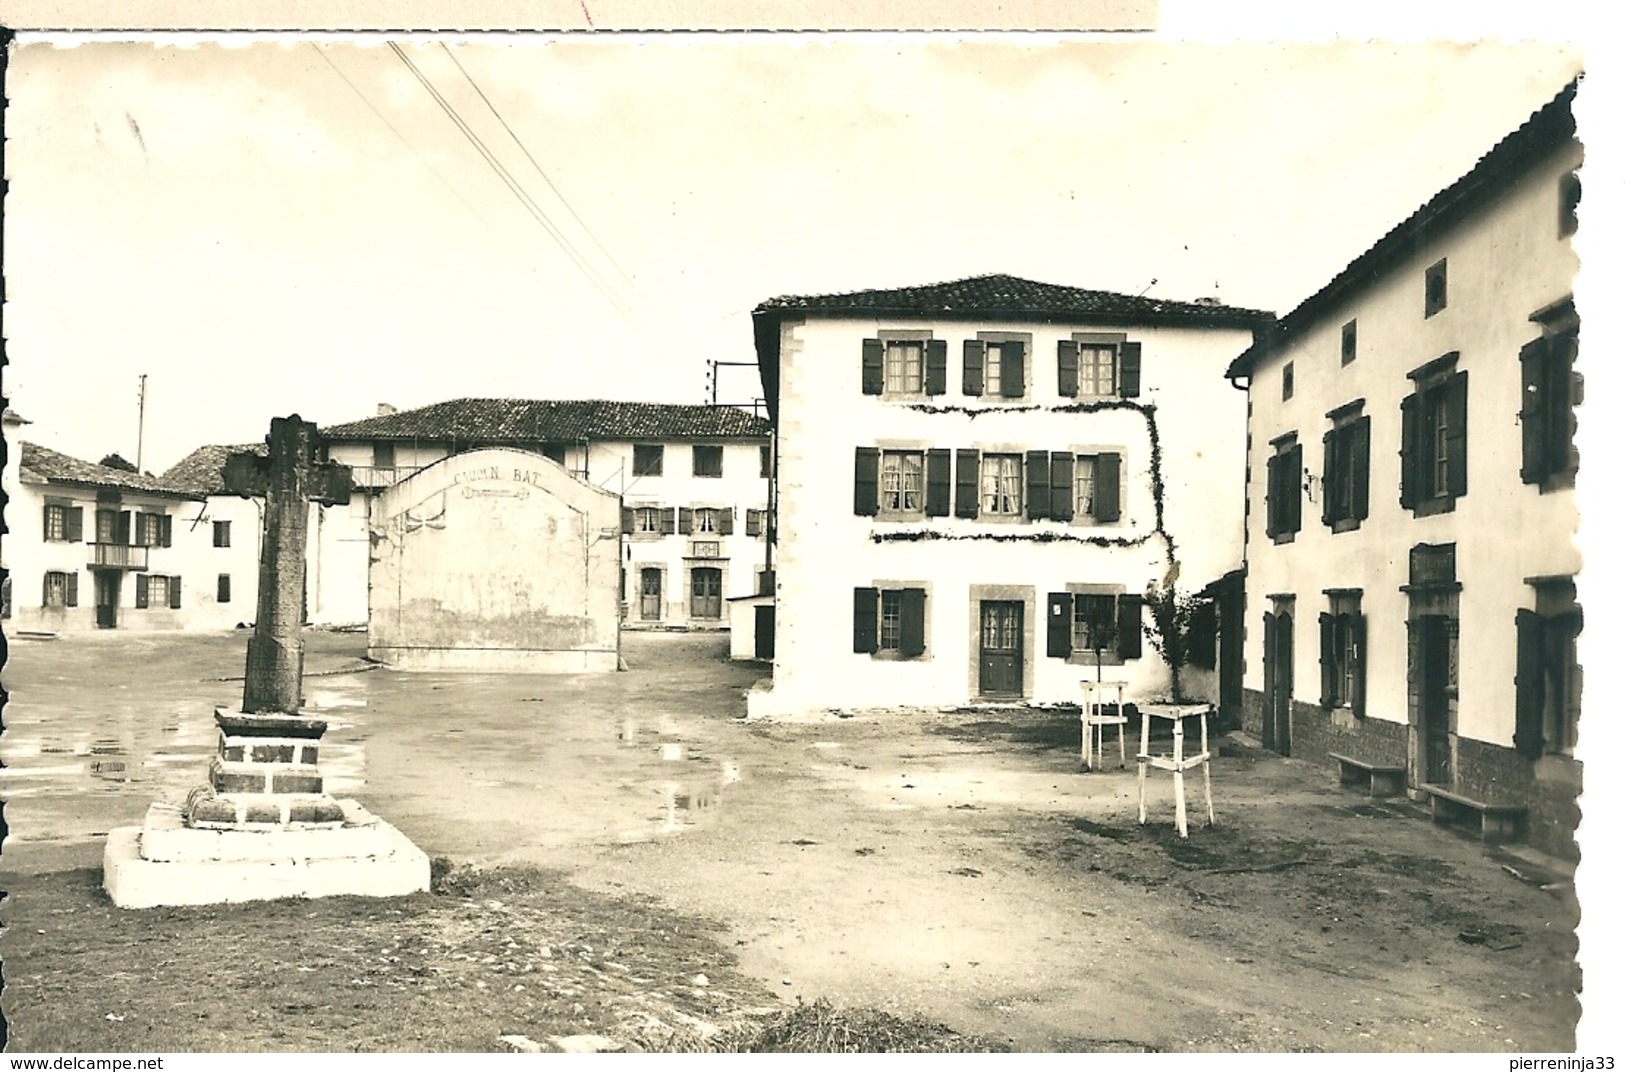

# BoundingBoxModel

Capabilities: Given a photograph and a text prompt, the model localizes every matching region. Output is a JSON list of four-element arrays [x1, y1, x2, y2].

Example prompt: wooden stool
[[1137, 703, 1216, 837], [1079, 680, 1129, 771]]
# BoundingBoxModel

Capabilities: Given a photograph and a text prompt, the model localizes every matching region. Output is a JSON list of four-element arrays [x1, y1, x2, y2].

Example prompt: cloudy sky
[[3, 35, 1584, 472]]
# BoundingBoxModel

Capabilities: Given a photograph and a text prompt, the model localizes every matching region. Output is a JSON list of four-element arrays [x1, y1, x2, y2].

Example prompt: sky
[[2, 35, 1586, 474]]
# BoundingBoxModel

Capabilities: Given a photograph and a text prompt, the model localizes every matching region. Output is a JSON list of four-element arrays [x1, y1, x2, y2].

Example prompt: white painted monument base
[[103, 799, 430, 909]]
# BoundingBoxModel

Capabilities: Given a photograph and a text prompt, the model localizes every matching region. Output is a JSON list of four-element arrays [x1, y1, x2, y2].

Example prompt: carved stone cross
[[225, 415, 352, 714]]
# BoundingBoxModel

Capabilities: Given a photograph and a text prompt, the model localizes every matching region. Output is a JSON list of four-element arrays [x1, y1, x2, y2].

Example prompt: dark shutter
[[1049, 452, 1075, 521], [170, 575, 182, 609], [962, 340, 985, 397], [118, 511, 132, 544], [1399, 392, 1419, 509], [42, 507, 54, 541], [1352, 416, 1371, 521], [136, 574, 150, 608], [1286, 444, 1304, 533], [1514, 608, 1546, 759], [1057, 340, 1079, 398], [853, 587, 879, 654], [1444, 370, 1469, 497], [678, 507, 694, 535], [1520, 338, 1549, 484], [1046, 592, 1074, 658], [1319, 612, 1337, 707], [659, 507, 676, 535], [1116, 594, 1143, 659], [1264, 453, 1280, 537], [620, 507, 634, 535], [66, 572, 79, 608], [899, 588, 927, 658], [861, 339, 884, 395], [1350, 614, 1367, 718], [1119, 342, 1142, 398], [925, 449, 951, 517], [954, 449, 980, 518], [746, 509, 762, 537], [1025, 451, 1050, 520], [925, 339, 948, 396], [853, 447, 880, 517], [1094, 451, 1121, 522], [218, 574, 232, 603], [161, 514, 173, 548], [718, 508, 735, 536], [1321, 429, 1337, 526], [999, 342, 1025, 397]]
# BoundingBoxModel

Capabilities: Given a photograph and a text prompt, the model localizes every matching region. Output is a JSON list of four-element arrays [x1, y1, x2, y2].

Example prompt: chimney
[[377, 403, 398, 416]]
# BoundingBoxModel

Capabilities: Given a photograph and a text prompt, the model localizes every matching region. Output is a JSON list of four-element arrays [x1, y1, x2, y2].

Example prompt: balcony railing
[[346, 464, 426, 489], [89, 543, 149, 570]]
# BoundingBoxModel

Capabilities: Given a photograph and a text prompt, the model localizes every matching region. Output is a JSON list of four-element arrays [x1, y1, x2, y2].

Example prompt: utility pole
[[136, 374, 148, 472]]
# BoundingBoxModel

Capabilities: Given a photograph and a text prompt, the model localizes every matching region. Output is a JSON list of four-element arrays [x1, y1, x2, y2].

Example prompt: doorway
[[639, 568, 662, 621], [94, 570, 121, 630], [978, 600, 1024, 697], [1262, 609, 1293, 755], [753, 604, 776, 660], [690, 567, 722, 620], [1413, 614, 1456, 786]]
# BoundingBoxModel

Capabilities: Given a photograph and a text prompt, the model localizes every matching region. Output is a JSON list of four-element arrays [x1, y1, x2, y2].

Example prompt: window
[[43, 571, 78, 608], [633, 444, 664, 477], [136, 574, 182, 609], [1516, 580, 1581, 759], [760, 444, 771, 478], [980, 454, 1022, 516], [1282, 361, 1295, 402], [44, 503, 82, 542], [635, 507, 663, 534], [694, 507, 724, 534], [963, 339, 1026, 399], [1559, 171, 1581, 238], [885, 342, 924, 394], [852, 586, 927, 658], [213, 520, 232, 548], [1520, 330, 1580, 488], [693, 445, 723, 478], [1341, 320, 1358, 365], [690, 567, 723, 619], [1321, 405, 1371, 530], [1045, 590, 1143, 662], [217, 574, 232, 603], [1424, 258, 1448, 318], [373, 441, 396, 469], [1319, 592, 1366, 714], [1400, 361, 1468, 512], [880, 451, 924, 516], [1071, 452, 1122, 523], [1075, 457, 1094, 517], [1265, 437, 1303, 541], [96, 508, 126, 545], [1058, 338, 1141, 399], [1072, 594, 1119, 655], [862, 337, 944, 396], [746, 508, 767, 537], [135, 512, 172, 548], [1079, 345, 1118, 397]]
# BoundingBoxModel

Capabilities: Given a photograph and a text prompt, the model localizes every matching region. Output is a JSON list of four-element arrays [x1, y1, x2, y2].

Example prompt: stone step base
[[103, 802, 430, 909], [141, 800, 387, 861], [186, 790, 345, 830], [209, 756, 323, 796]]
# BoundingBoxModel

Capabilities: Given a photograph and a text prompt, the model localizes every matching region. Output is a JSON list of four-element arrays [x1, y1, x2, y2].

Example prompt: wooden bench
[[1327, 752, 1406, 798], [1417, 783, 1527, 843]]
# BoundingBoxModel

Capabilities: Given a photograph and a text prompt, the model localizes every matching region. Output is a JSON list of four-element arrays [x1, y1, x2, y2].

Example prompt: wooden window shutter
[[999, 342, 1025, 397], [41, 507, 53, 541], [620, 507, 634, 535], [1024, 451, 1050, 520], [678, 507, 694, 535], [118, 511, 132, 544], [1119, 342, 1142, 398], [954, 449, 980, 518], [853, 447, 880, 517], [1399, 392, 1420, 509], [66, 572, 79, 608], [1352, 416, 1372, 521], [1444, 370, 1469, 497], [1264, 453, 1280, 537], [161, 514, 174, 547], [1320, 429, 1337, 526], [718, 508, 735, 535], [925, 340, 948, 396], [1057, 340, 1079, 398], [659, 507, 676, 535], [136, 574, 150, 608], [852, 587, 880, 654], [1514, 608, 1546, 758], [42, 574, 49, 607], [1520, 338, 1549, 484], [1094, 451, 1121, 522], [925, 449, 951, 517], [170, 575, 183, 609], [1319, 612, 1337, 707], [899, 588, 927, 658], [1286, 444, 1304, 532], [1116, 594, 1143, 659], [1350, 614, 1367, 718], [861, 339, 884, 395], [1048, 452, 1074, 521], [746, 509, 762, 537], [962, 340, 985, 397], [218, 574, 232, 603], [1046, 592, 1073, 658]]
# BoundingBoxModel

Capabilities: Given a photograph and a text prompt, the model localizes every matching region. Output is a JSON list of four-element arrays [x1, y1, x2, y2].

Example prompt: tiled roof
[[755, 273, 1274, 328], [161, 443, 267, 496], [20, 442, 203, 499], [1226, 78, 1579, 378], [320, 399, 771, 442]]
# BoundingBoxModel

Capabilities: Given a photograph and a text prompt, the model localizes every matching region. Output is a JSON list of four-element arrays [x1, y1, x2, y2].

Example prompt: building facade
[[316, 399, 772, 632], [1227, 83, 1581, 858], [749, 274, 1271, 718]]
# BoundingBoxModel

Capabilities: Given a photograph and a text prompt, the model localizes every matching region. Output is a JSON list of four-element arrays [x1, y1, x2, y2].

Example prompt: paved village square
[[0, 38, 1601, 1055]]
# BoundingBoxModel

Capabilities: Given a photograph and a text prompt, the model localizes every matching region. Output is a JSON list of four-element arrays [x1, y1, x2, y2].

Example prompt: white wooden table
[[1079, 680, 1130, 771], [1136, 702, 1216, 837]]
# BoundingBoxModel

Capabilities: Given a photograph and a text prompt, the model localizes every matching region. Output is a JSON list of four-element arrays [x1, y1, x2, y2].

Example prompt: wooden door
[[639, 568, 662, 620], [978, 601, 1024, 697], [754, 605, 775, 660], [1417, 615, 1453, 785], [94, 571, 120, 629], [691, 567, 722, 619], [1263, 610, 1293, 755]]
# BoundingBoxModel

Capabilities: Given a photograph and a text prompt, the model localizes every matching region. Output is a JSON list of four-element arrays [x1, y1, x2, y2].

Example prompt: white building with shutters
[[747, 274, 1271, 718], [1226, 81, 1582, 860]]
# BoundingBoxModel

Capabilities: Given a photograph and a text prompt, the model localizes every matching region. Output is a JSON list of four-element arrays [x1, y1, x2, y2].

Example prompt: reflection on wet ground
[[1, 631, 750, 864]]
